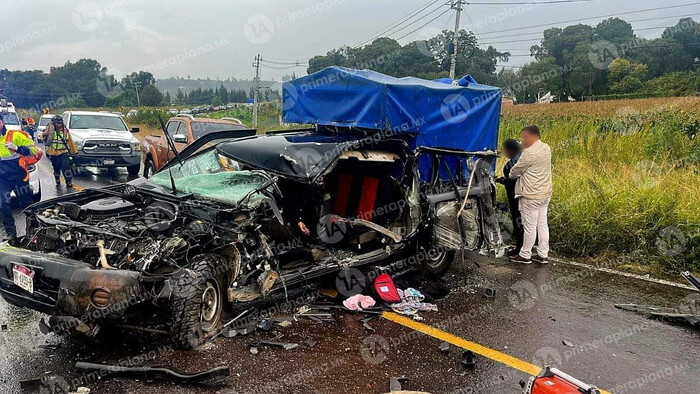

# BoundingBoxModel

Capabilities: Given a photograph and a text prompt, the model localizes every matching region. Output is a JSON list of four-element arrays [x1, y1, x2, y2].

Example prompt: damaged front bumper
[[0, 244, 163, 328]]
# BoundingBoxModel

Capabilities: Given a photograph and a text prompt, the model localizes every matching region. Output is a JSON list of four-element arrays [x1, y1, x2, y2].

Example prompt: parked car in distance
[[141, 114, 251, 178], [36, 114, 54, 142], [179, 108, 191, 115], [127, 109, 138, 118], [61, 111, 142, 176], [168, 108, 179, 115]]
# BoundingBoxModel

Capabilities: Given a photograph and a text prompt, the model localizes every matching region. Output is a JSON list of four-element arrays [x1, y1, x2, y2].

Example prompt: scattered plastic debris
[[256, 319, 273, 332], [439, 342, 450, 354], [389, 376, 408, 391], [462, 351, 477, 368], [37, 343, 61, 351], [562, 340, 575, 348], [257, 340, 299, 351]]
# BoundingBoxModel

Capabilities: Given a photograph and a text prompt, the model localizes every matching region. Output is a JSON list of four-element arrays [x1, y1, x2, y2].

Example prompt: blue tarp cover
[[282, 66, 502, 153]]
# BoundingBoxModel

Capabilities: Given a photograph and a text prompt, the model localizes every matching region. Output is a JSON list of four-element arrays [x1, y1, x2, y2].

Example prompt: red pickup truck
[[141, 115, 252, 177]]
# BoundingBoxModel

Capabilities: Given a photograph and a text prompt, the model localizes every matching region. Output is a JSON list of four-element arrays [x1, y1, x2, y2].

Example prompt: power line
[[396, 8, 454, 41], [476, 2, 700, 36], [379, 3, 451, 43], [467, 0, 592, 4], [478, 14, 697, 47], [354, 0, 443, 47], [261, 63, 306, 70], [261, 59, 308, 66], [477, 13, 696, 40]]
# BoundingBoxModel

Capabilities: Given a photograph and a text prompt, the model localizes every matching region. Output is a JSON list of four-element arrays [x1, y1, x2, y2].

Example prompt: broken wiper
[[238, 175, 279, 205]]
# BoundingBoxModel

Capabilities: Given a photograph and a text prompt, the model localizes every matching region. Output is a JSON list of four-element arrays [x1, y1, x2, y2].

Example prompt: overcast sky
[[3, 0, 698, 81]]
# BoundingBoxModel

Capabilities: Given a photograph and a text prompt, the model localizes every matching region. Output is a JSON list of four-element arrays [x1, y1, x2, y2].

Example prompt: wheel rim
[[200, 281, 220, 332], [424, 250, 447, 269]]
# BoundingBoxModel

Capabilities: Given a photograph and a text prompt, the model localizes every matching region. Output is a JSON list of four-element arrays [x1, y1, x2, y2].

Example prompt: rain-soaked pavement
[[0, 154, 698, 394]]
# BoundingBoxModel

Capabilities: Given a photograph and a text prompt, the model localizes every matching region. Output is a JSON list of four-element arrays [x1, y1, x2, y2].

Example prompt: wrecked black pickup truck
[[0, 67, 505, 348]]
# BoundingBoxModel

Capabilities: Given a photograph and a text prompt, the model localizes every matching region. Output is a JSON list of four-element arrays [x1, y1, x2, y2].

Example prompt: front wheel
[[420, 249, 455, 278], [126, 164, 140, 177], [169, 254, 227, 349], [143, 158, 155, 178]]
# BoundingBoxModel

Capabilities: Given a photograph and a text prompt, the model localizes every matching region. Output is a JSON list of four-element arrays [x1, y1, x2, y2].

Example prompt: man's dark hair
[[502, 138, 521, 154], [521, 125, 540, 137]]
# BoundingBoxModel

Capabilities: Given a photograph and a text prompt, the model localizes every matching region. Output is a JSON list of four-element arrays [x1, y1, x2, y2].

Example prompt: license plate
[[12, 264, 34, 294], [103, 159, 115, 165]]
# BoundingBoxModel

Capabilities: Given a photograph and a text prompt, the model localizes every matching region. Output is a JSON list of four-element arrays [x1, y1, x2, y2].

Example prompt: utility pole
[[134, 81, 141, 107], [449, 0, 463, 80], [252, 54, 261, 128]]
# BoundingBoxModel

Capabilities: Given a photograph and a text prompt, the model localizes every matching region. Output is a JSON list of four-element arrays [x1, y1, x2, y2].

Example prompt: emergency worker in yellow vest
[[0, 116, 38, 238], [43, 115, 77, 188]]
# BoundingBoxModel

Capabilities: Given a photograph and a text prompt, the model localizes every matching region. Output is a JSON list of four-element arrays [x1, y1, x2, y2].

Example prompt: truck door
[[163, 120, 188, 162]]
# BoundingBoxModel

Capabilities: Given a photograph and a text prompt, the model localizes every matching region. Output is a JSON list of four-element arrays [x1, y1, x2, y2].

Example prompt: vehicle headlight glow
[[73, 139, 84, 151], [131, 140, 141, 151]]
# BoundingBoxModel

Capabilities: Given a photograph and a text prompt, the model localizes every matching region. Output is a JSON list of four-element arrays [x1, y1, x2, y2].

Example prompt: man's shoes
[[532, 255, 549, 264], [510, 255, 532, 264], [55, 179, 61, 186], [66, 182, 73, 189], [506, 249, 520, 257]]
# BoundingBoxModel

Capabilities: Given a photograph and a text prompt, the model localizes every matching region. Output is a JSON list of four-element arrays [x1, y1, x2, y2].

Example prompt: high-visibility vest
[[3, 130, 42, 181], [51, 129, 69, 152]]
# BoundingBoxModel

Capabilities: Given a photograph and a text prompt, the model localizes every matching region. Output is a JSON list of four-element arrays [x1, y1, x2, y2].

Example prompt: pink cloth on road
[[343, 294, 376, 311]]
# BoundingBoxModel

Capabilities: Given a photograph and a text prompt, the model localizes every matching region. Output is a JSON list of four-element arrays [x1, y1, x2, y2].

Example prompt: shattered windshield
[[150, 149, 268, 204]]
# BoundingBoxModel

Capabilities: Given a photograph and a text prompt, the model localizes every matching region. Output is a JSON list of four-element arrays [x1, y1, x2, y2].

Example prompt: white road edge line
[[549, 256, 696, 291]]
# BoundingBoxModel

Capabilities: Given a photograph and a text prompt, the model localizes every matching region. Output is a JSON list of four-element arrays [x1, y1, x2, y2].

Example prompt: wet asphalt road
[[0, 154, 698, 394]]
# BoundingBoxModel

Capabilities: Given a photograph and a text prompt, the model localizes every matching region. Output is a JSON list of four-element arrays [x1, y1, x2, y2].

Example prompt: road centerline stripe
[[38, 161, 84, 191], [382, 311, 541, 376], [381, 311, 611, 394]]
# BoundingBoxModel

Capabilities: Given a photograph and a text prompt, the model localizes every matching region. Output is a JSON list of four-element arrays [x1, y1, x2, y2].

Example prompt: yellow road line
[[381, 311, 610, 394], [382, 311, 541, 375], [38, 163, 83, 191]]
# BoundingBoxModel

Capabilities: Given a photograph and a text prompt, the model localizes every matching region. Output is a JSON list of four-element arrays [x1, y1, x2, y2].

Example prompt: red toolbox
[[522, 366, 601, 394]]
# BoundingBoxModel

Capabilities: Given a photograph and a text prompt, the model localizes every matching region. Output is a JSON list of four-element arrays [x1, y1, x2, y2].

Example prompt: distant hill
[[156, 77, 282, 95]]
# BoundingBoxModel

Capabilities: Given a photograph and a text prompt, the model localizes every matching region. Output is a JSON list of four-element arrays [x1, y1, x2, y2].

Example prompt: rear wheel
[[420, 249, 455, 278], [169, 254, 228, 349]]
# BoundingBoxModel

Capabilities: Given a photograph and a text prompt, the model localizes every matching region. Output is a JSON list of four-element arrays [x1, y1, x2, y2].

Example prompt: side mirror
[[173, 133, 187, 144], [131, 127, 140, 133]]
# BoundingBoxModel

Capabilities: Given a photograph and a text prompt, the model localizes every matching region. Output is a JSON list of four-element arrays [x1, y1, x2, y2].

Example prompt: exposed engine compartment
[[20, 186, 265, 276]]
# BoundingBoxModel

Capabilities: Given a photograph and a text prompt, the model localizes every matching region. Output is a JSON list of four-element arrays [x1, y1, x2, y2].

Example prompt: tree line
[[0, 60, 255, 110], [307, 17, 699, 103]]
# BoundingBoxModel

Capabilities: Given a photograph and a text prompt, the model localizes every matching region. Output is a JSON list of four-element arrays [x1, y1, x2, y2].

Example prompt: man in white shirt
[[507, 125, 552, 264]]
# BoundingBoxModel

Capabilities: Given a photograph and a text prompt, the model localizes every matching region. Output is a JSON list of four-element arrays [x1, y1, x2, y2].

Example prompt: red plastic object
[[529, 376, 582, 394], [373, 273, 400, 303]]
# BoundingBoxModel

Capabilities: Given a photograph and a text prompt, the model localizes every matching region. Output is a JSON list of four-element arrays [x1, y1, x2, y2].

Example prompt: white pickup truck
[[60, 111, 142, 176]]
